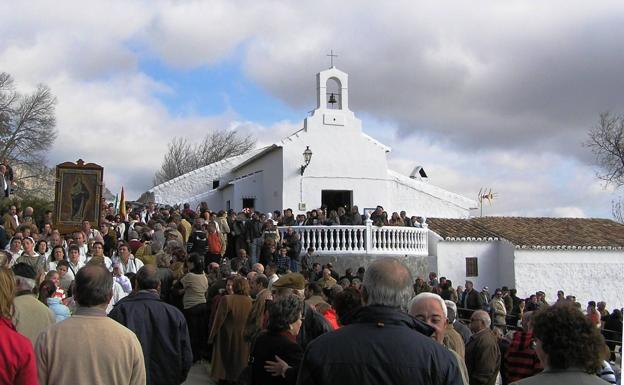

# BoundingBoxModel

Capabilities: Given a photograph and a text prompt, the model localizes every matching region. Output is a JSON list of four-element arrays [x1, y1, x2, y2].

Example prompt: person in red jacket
[[504, 311, 543, 384], [0, 267, 38, 385]]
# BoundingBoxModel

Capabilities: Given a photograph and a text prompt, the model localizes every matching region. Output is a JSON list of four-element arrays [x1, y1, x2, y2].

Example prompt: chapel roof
[[388, 170, 478, 210], [149, 147, 268, 194], [427, 217, 624, 249]]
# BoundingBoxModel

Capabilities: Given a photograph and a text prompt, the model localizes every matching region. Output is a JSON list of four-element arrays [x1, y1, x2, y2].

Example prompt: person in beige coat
[[36, 264, 146, 385], [12, 263, 55, 345], [209, 276, 253, 382], [490, 289, 507, 332]]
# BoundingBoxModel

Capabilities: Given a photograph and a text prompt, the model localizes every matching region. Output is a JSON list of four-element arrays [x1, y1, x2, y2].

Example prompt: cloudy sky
[[1, 0, 622, 218]]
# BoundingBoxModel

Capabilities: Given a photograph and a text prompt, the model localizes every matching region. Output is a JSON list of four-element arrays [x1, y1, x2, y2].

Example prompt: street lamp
[[300, 146, 313, 175]]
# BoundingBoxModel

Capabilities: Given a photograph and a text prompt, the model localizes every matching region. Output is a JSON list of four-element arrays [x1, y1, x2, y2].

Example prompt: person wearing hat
[[272, 273, 333, 350], [12, 263, 55, 345], [479, 287, 491, 311], [272, 272, 306, 294]]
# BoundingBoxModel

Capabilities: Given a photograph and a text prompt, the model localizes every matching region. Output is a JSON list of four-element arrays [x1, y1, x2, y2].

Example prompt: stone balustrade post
[[365, 219, 373, 254]]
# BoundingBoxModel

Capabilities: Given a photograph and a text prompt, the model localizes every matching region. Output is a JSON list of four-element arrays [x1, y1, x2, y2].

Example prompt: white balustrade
[[278, 221, 428, 256]]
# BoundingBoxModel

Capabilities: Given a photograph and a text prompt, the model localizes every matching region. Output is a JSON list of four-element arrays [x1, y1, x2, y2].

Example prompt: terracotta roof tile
[[427, 218, 499, 240], [428, 217, 624, 248]]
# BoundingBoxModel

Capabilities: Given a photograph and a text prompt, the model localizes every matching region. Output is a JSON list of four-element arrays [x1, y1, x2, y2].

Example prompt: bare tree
[[153, 137, 196, 185], [585, 112, 624, 187], [0, 72, 57, 198], [153, 130, 256, 185], [613, 197, 624, 224]]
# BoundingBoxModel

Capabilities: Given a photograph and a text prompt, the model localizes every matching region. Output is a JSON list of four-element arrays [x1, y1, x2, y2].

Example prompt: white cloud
[[551, 207, 587, 218], [0, 0, 621, 217]]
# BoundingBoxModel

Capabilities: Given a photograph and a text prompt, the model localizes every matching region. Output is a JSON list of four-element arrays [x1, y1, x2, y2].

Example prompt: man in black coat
[[109, 265, 193, 385], [297, 257, 463, 385], [461, 280, 484, 320], [283, 227, 302, 272], [186, 221, 207, 256]]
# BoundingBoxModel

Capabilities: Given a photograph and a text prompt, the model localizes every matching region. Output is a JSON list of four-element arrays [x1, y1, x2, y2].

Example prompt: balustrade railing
[[278, 221, 428, 256]]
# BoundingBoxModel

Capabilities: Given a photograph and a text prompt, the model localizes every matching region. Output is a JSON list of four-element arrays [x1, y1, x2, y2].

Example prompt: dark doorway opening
[[321, 190, 352, 213], [242, 198, 255, 210]]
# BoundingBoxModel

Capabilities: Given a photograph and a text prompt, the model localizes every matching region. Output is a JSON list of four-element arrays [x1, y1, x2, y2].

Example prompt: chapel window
[[465, 257, 478, 277]]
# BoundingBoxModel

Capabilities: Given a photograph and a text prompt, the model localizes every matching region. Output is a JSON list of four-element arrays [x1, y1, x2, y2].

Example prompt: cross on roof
[[327, 50, 338, 67]]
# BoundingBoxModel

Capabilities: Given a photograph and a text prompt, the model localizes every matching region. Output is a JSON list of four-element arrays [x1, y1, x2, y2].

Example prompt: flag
[[114, 193, 119, 214], [119, 187, 126, 220]]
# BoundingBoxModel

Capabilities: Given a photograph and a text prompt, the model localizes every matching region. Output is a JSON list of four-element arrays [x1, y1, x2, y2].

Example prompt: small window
[[226, 200, 231, 211], [212, 180, 220, 189], [242, 198, 255, 210], [466, 257, 478, 277]]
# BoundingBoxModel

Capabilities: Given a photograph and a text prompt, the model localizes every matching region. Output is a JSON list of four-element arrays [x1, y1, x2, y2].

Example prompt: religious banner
[[54, 159, 103, 234]]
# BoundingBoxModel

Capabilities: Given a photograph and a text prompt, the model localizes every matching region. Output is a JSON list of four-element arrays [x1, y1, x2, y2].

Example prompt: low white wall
[[514, 249, 624, 309], [436, 241, 502, 292]]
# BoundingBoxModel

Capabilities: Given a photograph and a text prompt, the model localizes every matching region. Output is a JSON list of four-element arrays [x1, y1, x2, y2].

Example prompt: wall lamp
[[300, 146, 313, 175]]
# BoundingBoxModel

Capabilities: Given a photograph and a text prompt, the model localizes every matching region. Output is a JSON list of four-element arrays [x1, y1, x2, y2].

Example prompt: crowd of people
[[0, 201, 621, 385]]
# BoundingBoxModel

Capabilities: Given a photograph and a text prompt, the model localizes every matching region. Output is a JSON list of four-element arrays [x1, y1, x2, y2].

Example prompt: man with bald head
[[298, 257, 462, 385], [36, 265, 146, 385], [465, 310, 501, 385], [252, 262, 264, 274], [109, 265, 192, 385]]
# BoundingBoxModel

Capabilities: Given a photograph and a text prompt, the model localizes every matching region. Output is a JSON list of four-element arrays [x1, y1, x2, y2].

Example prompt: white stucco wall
[[514, 249, 624, 309], [435, 241, 502, 291], [230, 172, 265, 211], [498, 240, 516, 291], [186, 189, 221, 211], [222, 185, 234, 211], [281, 108, 391, 213], [232, 149, 283, 212]]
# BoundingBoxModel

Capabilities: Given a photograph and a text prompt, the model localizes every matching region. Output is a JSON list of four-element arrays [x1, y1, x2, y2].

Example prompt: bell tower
[[304, 60, 360, 132], [316, 66, 350, 112]]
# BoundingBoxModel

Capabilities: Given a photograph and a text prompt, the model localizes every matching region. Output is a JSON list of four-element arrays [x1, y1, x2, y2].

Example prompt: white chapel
[[149, 66, 477, 217]]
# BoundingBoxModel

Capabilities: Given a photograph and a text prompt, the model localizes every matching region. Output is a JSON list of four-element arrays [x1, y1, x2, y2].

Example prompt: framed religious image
[[54, 159, 103, 234]]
